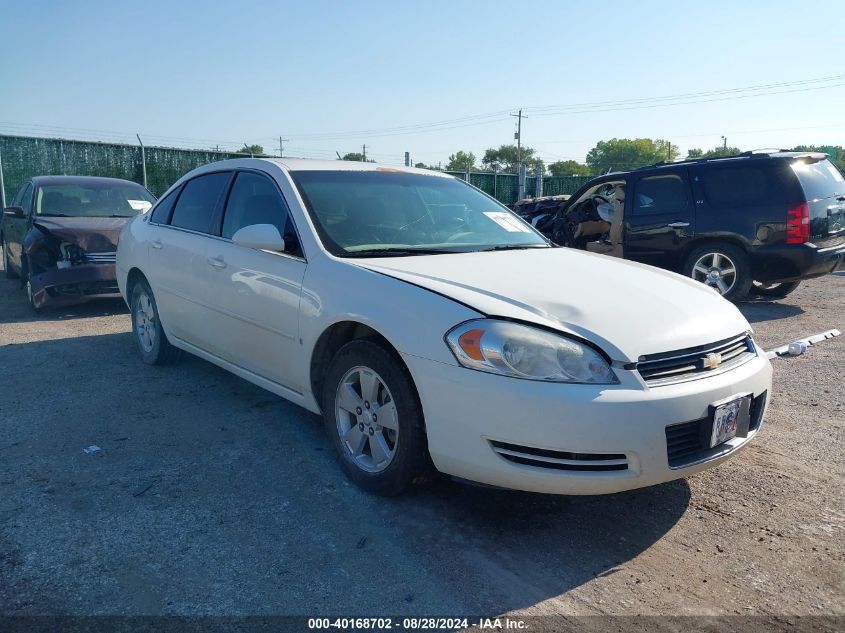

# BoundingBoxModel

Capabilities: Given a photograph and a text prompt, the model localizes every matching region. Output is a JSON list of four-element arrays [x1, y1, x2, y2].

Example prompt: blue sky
[[2, 0, 844, 167]]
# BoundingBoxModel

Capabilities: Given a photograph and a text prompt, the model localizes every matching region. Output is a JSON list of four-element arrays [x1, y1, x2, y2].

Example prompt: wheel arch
[[309, 320, 414, 415], [678, 235, 750, 270]]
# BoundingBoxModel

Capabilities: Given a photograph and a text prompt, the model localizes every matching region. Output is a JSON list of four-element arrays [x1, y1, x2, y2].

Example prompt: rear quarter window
[[150, 186, 181, 224], [695, 165, 785, 208]]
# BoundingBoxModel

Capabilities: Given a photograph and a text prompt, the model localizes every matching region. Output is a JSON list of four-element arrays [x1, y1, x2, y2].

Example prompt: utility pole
[[136, 134, 147, 188], [511, 109, 526, 201], [362, 144, 367, 162], [404, 152, 410, 167], [279, 136, 289, 158], [722, 135, 727, 149]]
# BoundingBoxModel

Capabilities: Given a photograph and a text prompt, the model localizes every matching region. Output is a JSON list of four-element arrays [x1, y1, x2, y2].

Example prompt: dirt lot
[[0, 254, 843, 622]]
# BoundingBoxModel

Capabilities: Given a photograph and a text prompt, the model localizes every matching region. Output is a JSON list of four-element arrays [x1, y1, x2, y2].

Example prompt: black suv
[[535, 151, 845, 300]]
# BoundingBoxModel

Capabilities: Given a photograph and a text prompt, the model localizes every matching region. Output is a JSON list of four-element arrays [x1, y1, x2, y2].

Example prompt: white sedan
[[117, 159, 772, 496]]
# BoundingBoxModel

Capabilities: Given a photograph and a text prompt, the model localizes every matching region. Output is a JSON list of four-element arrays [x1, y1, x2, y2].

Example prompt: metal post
[[493, 168, 497, 200], [136, 134, 147, 188], [518, 164, 527, 202], [0, 141, 6, 209], [535, 163, 543, 198]]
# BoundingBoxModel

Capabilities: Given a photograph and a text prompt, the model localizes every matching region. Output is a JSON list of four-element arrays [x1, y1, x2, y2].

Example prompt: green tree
[[237, 144, 264, 156], [481, 144, 544, 174], [585, 138, 679, 173], [696, 146, 742, 159], [339, 152, 374, 162], [446, 150, 477, 172], [547, 160, 592, 177], [414, 162, 438, 170], [686, 148, 704, 159]]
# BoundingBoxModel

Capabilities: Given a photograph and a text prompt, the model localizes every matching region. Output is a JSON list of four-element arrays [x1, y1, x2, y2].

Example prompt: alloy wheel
[[691, 252, 737, 295], [134, 290, 157, 353], [334, 365, 399, 473]]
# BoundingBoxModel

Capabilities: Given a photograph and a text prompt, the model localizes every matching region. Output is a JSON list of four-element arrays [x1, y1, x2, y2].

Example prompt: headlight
[[445, 319, 618, 384]]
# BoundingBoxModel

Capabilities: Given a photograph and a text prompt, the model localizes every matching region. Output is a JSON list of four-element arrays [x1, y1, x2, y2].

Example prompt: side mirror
[[231, 224, 286, 252], [3, 206, 24, 218]]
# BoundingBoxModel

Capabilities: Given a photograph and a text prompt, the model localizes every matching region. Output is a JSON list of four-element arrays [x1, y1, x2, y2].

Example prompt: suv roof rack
[[637, 148, 823, 172]]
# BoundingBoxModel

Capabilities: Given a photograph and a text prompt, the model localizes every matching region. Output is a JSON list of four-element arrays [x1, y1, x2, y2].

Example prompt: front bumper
[[30, 264, 120, 309], [404, 350, 773, 495]]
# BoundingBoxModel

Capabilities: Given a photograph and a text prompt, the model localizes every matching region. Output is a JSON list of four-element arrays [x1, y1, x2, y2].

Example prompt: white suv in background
[[117, 159, 772, 496]]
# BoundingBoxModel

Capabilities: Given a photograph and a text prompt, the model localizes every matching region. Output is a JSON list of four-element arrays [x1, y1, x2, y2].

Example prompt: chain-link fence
[[0, 134, 593, 208], [444, 171, 591, 205]]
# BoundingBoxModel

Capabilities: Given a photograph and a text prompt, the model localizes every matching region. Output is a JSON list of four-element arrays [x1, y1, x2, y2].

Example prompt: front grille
[[637, 334, 756, 386], [665, 391, 767, 468], [85, 251, 116, 264], [489, 440, 628, 472]]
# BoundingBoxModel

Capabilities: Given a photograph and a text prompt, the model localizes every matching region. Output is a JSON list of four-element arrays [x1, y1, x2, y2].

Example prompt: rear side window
[[633, 174, 689, 214], [169, 172, 231, 234], [791, 158, 845, 201], [695, 166, 780, 208], [16, 183, 34, 213], [150, 186, 180, 224]]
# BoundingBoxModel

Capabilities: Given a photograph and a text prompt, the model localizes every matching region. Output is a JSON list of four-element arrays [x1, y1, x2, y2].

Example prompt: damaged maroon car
[[1, 176, 156, 312]]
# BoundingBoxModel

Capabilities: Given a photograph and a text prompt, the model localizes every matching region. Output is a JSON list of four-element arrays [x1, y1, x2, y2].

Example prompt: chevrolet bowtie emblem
[[703, 352, 723, 369]]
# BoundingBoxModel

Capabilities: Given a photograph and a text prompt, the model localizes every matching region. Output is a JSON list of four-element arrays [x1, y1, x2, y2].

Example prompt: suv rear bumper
[[752, 242, 845, 282]]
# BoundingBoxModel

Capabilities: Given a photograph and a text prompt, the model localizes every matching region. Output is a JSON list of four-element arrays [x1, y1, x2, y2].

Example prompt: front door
[[203, 170, 306, 391], [624, 170, 695, 269]]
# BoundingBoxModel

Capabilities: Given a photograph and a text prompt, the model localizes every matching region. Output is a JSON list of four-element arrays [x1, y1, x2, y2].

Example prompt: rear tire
[[129, 278, 181, 365], [751, 280, 801, 299], [2, 238, 18, 279], [683, 243, 752, 301], [322, 339, 436, 496]]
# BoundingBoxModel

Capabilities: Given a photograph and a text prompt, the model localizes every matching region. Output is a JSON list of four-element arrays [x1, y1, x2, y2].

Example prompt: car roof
[[30, 175, 145, 187], [186, 157, 454, 178], [609, 150, 830, 177]]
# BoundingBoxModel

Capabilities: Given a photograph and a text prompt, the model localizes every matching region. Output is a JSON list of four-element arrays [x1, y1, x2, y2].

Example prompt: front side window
[[35, 182, 155, 217], [633, 174, 689, 214], [169, 172, 231, 234], [222, 171, 301, 256], [290, 170, 549, 257], [150, 186, 181, 224], [16, 183, 34, 213]]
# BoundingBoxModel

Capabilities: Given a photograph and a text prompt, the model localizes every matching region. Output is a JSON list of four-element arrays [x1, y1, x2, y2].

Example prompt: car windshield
[[290, 170, 550, 256], [35, 182, 156, 218]]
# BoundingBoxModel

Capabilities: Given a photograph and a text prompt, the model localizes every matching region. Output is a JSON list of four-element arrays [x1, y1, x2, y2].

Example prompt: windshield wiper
[[39, 213, 71, 217], [478, 244, 551, 252], [344, 247, 459, 258]]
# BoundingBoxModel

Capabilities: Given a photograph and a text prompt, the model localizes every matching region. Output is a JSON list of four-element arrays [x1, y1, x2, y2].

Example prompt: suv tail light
[[786, 202, 810, 244]]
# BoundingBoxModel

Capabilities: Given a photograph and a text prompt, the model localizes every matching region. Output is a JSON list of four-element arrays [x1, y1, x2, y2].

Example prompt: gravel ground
[[0, 254, 842, 621]]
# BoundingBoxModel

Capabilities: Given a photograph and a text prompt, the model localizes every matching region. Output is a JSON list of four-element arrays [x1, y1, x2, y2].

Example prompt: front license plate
[[710, 398, 742, 447]]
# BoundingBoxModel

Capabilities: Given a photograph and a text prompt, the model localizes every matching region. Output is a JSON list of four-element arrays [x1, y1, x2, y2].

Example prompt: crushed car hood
[[31, 217, 131, 252], [351, 247, 753, 362]]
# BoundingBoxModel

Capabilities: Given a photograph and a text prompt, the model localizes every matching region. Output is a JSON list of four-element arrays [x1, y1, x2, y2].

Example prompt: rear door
[[623, 169, 695, 268], [146, 171, 233, 353], [791, 158, 845, 249]]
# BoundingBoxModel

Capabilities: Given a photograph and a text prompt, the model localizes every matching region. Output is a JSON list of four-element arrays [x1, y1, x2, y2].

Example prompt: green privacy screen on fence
[[0, 135, 593, 207]]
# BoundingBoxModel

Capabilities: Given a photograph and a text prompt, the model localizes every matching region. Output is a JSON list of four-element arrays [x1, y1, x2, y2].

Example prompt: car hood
[[32, 216, 132, 252], [350, 247, 752, 362]]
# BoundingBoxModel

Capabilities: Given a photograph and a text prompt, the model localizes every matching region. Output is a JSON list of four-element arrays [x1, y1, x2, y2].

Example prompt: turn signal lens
[[457, 328, 486, 361]]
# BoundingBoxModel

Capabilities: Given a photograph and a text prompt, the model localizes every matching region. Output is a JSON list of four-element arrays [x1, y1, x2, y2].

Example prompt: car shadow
[[0, 332, 690, 616], [736, 300, 804, 323]]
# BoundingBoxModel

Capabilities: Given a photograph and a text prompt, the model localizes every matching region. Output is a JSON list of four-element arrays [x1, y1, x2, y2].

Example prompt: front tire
[[130, 278, 181, 365], [322, 339, 435, 496], [683, 243, 752, 301], [751, 280, 801, 299]]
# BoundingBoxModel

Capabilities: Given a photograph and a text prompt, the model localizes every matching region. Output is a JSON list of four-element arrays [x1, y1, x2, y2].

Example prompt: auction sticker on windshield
[[483, 211, 531, 232]]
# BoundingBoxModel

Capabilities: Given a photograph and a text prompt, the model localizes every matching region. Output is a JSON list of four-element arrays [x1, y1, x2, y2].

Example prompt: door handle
[[667, 222, 690, 228], [150, 239, 163, 250], [207, 256, 227, 269]]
